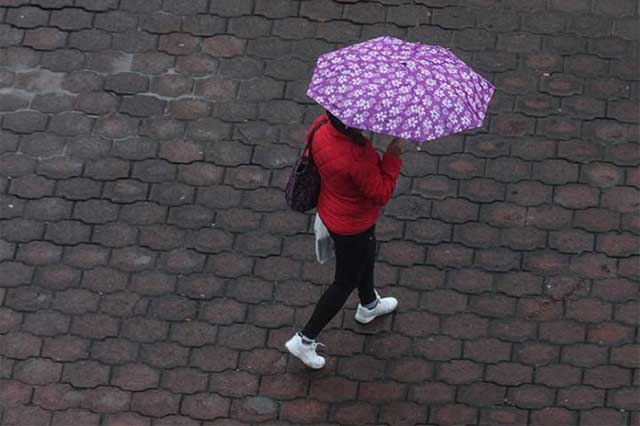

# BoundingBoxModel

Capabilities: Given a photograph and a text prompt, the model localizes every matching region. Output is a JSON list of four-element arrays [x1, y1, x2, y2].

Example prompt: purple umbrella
[[307, 36, 495, 143]]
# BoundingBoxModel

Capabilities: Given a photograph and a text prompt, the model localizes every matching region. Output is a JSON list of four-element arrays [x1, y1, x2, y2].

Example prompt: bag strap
[[304, 117, 329, 160]]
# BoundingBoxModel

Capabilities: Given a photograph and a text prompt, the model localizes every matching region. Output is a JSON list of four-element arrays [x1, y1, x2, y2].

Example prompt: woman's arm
[[350, 140, 404, 206]]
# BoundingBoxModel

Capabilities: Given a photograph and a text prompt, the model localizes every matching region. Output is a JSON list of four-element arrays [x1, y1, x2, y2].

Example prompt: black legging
[[302, 225, 378, 339]]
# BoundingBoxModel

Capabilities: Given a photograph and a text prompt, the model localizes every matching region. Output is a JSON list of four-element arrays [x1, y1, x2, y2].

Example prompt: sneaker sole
[[354, 313, 376, 324]]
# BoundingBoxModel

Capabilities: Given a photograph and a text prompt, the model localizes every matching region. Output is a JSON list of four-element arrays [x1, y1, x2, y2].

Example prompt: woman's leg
[[301, 227, 373, 339], [356, 226, 377, 306]]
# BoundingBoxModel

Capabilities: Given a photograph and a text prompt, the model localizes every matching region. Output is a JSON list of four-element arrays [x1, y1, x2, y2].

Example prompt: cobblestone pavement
[[0, 0, 639, 425]]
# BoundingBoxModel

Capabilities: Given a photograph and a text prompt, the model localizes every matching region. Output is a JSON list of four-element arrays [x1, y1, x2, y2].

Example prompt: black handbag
[[284, 119, 327, 213]]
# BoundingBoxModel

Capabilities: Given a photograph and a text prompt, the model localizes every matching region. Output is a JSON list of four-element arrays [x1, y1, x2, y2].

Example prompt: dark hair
[[326, 110, 366, 146]]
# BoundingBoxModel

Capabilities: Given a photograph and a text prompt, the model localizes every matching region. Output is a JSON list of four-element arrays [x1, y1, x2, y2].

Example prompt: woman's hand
[[386, 137, 406, 156]]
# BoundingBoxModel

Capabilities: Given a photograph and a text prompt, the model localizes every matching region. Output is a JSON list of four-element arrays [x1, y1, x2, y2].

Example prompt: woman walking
[[285, 111, 404, 369]]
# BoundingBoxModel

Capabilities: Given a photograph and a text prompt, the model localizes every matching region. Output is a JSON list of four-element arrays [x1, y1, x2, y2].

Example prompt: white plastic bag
[[314, 213, 334, 264]]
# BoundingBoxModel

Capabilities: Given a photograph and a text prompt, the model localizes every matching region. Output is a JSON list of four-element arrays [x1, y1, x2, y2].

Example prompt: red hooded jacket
[[307, 114, 402, 235]]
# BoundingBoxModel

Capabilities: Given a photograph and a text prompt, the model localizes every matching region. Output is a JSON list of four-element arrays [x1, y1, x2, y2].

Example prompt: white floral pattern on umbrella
[[307, 36, 495, 143]]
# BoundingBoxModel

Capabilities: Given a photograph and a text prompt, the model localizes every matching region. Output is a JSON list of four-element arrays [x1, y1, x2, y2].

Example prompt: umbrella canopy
[[307, 36, 495, 143]]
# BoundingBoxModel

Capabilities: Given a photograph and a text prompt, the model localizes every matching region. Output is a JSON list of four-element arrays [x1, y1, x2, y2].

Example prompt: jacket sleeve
[[350, 150, 402, 206]]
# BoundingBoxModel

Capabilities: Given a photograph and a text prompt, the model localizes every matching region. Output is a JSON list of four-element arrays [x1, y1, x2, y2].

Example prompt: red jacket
[[307, 114, 402, 235]]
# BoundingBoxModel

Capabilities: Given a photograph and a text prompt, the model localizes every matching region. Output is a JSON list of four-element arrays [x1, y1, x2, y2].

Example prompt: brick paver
[[0, 0, 638, 425]]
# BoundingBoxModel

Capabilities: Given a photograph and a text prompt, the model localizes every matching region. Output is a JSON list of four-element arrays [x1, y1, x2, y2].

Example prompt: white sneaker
[[284, 333, 326, 369], [355, 291, 398, 324]]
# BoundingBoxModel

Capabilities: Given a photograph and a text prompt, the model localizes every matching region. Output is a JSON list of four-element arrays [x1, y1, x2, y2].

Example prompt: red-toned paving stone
[[0, 1, 638, 425]]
